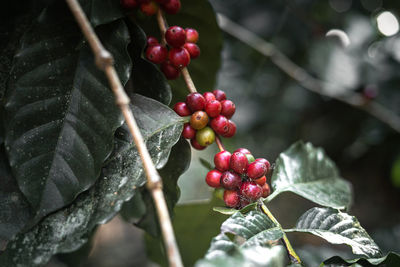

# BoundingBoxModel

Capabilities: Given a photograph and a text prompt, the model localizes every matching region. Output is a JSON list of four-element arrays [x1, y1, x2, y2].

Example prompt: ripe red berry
[[185, 28, 199, 43], [247, 161, 267, 180], [214, 150, 231, 172], [240, 181, 262, 201], [140, 1, 159, 16], [173, 102, 191, 116], [212, 89, 226, 101], [203, 92, 216, 102], [205, 169, 222, 188], [220, 100, 235, 119], [254, 176, 266, 186], [261, 183, 271, 198], [230, 152, 248, 174], [255, 158, 271, 173], [165, 26, 186, 48], [205, 100, 221, 118], [154, 0, 168, 3], [190, 111, 209, 130], [182, 123, 196, 139], [183, 43, 200, 59], [169, 47, 190, 68], [147, 36, 159, 47], [223, 190, 240, 208], [210, 115, 229, 135], [234, 148, 251, 155], [146, 44, 167, 64], [161, 61, 180, 80], [221, 171, 242, 190], [196, 126, 215, 146], [222, 120, 236, 138], [190, 138, 206, 150], [120, 0, 139, 9], [186, 92, 206, 112], [161, 0, 181, 14]]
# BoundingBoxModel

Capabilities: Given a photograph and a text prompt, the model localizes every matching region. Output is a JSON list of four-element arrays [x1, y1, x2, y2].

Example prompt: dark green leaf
[[267, 141, 352, 209], [323, 252, 400, 266], [79, 0, 124, 27], [287, 207, 382, 258], [199, 157, 213, 171], [0, 94, 184, 266], [3, 3, 131, 219]]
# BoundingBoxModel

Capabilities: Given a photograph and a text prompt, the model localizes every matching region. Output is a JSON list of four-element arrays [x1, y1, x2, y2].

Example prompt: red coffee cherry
[[229, 152, 248, 174], [240, 181, 262, 201], [190, 138, 206, 150], [254, 176, 266, 186], [182, 123, 196, 139], [165, 26, 186, 48], [223, 190, 240, 208], [146, 44, 167, 64], [120, 0, 139, 9], [161, 0, 181, 14], [210, 115, 229, 135], [173, 102, 191, 116], [185, 28, 199, 43], [190, 111, 209, 130], [221, 171, 242, 190], [247, 161, 267, 180], [140, 1, 159, 16], [169, 47, 190, 68], [203, 92, 216, 102], [147, 36, 159, 47], [154, 0, 168, 3], [220, 100, 235, 119], [183, 43, 200, 59], [222, 120, 236, 138], [255, 158, 271, 173], [261, 183, 271, 198], [239, 197, 251, 208], [205, 100, 221, 118], [212, 89, 227, 101], [205, 169, 222, 188], [214, 150, 232, 172], [186, 92, 206, 112], [234, 148, 251, 155], [196, 126, 215, 146], [161, 61, 180, 80]]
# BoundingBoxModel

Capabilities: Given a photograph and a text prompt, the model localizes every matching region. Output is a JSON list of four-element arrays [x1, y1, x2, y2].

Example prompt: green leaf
[[287, 207, 382, 258], [323, 252, 400, 266], [213, 202, 257, 215], [0, 94, 184, 266], [199, 157, 213, 171], [3, 3, 131, 219], [267, 141, 352, 209], [79, 0, 124, 27]]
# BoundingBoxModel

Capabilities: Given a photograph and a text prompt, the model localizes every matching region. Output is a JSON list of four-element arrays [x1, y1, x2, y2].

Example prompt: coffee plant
[[1, 0, 399, 266]]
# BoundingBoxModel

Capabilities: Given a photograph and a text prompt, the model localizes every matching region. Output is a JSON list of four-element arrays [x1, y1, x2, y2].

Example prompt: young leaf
[[0, 94, 185, 266], [323, 252, 400, 266], [287, 207, 382, 258], [267, 141, 352, 209], [213, 202, 257, 215], [199, 157, 213, 171], [3, 3, 131, 220]]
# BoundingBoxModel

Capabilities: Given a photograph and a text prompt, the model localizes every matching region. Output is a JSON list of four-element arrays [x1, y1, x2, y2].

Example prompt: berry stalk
[[215, 135, 225, 152]]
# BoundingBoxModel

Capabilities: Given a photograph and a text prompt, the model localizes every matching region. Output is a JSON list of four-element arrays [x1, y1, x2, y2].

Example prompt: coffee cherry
[[169, 47, 190, 68], [205, 100, 221, 118], [247, 161, 267, 180], [214, 150, 231, 172], [154, 0, 168, 3], [240, 181, 262, 201], [173, 102, 191, 116], [230, 152, 248, 174], [182, 123, 196, 139], [186, 92, 206, 112], [220, 100, 235, 119], [261, 183, 271, 198], [196, 126, 215, 146], [146, 44, 167, 64], [210, 115, 229, 135], [205, 169, 222, 188], [161, 0, 181, 14], [221, 171, 242, 190], [254, 176, 266, 186], [147, 36, 159, 47], [239, 197, 251, 208], [223, 190, 240, 208], [245, 153, 255, 163], [234, 148, 251, 155], [185, 28, 199, 43], [255, 158, 271, 173], [165, 26, 186, 48], [183, 43, 200, 59], [212, 89, 226, 101], [140, 1, 159, 16], [161, 61, 180, 80], [190, 138, 206, 150], [120, 0, 139, 9], [222, 120, 236, 138], [203, 92, 216, 102], [214, 188, 224, 200], [190, 111, 209, 130]]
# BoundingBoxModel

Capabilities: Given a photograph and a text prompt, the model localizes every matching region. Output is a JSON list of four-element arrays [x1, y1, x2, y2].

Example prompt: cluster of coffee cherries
[[173, 90, 236, 150], [145, 26, 200, 80], [206, 148, 271, 208], [120, 0, 181, 16]]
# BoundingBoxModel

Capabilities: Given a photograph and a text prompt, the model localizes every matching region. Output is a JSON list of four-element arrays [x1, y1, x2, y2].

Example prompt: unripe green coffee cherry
[[214, 188, 224, 200], [245, 153, 255, 163], [195, 126, 215, 146]]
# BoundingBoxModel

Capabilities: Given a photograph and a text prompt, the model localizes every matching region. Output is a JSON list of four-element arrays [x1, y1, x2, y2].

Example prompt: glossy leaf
[[3, 3, 130, 219], [267, 141, 352, 209], [0, 94, 185, 266], [287, 207, 382, 258], [323, 252, 400, 266], [213, 203, 257, 215]]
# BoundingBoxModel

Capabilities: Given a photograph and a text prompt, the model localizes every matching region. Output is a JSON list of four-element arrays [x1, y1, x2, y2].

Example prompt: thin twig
[[156, 9, 167, 45], [65, 1, 183, 267], [215, 135, 225, 152], [217, 13, 400, 134]]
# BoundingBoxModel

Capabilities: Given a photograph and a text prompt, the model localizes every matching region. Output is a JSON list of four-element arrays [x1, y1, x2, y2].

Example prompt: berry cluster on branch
[[120, 0, 181, 16]]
